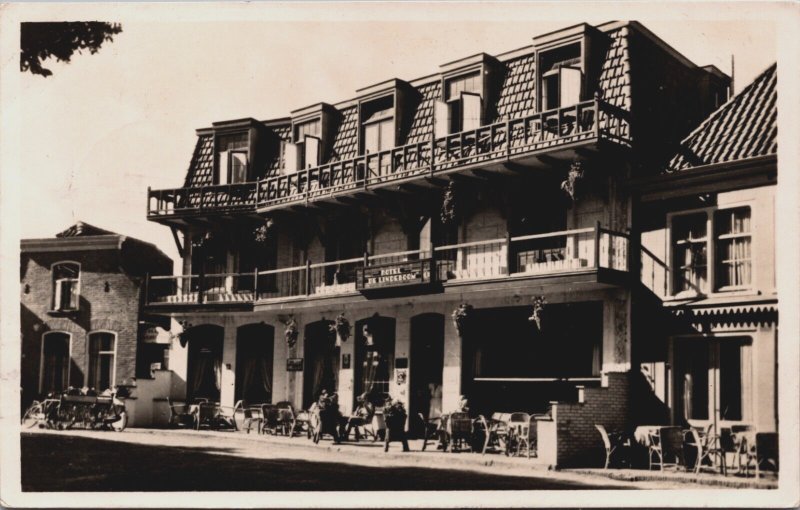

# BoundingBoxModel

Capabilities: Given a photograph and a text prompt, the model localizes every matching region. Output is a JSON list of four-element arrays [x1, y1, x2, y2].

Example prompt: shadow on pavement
[[21, 433, 629, 492]]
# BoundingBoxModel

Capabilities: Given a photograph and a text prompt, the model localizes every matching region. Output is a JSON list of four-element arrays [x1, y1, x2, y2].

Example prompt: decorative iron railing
[[144, 225, 630, 307], [147, 100, 631, 218]]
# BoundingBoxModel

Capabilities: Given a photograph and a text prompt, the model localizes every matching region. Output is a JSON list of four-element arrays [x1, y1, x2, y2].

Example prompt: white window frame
[[39, 331, 72, 394], [668, 332, 754, 428], [87, 330, 118, 391], [50, 261, 81, 312], [666, 201, 756, 298]]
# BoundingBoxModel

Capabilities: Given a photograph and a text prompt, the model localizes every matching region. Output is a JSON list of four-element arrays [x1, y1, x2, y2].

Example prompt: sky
[[13, 3, 779, 272]]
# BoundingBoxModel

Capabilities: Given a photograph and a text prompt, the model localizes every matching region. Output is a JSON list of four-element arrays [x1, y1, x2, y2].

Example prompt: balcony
[[144, 225, 631, 311], [148, 100, 631, 223]]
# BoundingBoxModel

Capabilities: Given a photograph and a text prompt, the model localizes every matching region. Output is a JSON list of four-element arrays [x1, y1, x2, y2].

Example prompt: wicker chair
[[447, 412, 473, 453], [648, 426, 684, 470]]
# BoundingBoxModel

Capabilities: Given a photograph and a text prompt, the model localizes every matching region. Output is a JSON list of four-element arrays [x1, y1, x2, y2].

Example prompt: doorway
[[235, 323, 274, 405], [672, 336, 753, 431], [354, 316, 396, 406], [409, 313, 444, 436], [186, 325, 224, 402], [40, 332, 70, 395], [303, 320, 339, 409]]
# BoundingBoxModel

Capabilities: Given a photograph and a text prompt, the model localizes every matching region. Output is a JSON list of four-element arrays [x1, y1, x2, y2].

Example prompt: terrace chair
[[291, 408, 313, 439], [418, 413, 441, 452], [595, 424, 630, 469], [276, 402, 298, 436], [506, 413, 528, 457], [240, 404, 264, 434], [261, 404, 280, 435], [508, 413, 535, 458], [167, 398, 197, 429], [730, 425, 756, 475], [648, 426, 684, 471], [479, 414, 508, 456], [447, 412, 473, 453], [683, 425, 726, 475], [345, 403, 377, 442]]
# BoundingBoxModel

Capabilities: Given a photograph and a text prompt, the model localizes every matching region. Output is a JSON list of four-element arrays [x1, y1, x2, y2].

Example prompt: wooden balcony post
[[505, 231, 513, 275], [429, 134, 435, 177], [505, 119, 511, 158], [594, 220, 601, 269], [253, 269, 259, 300], [305, 259, 312, 296], [594, 100, 600, 139]]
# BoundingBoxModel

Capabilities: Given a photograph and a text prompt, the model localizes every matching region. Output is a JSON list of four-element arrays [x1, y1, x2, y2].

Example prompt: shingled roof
[[666, 63, 776, 172], [56, 221, 117, 238]]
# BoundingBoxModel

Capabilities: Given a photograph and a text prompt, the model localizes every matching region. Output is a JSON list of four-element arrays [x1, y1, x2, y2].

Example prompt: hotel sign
[[356, 259, 435, 292]]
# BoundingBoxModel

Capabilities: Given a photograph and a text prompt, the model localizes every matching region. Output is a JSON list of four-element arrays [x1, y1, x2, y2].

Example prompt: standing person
[[383, 398, 410, 452]]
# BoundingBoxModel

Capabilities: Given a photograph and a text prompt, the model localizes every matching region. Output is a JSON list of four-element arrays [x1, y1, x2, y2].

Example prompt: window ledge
[[46, 309, 79, 317]]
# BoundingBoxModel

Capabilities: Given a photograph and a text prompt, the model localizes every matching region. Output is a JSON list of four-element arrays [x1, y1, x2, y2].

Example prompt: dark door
[[354, 316, 396, 406], [303, 320, 338, 409], [409, 314, 444, 436], [186, 325, 224, 402], [41, 332, 70, 395], [235, 323, 274, 405]]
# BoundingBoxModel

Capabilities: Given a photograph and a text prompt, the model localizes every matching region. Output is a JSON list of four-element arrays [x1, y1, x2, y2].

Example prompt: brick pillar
[[442, 313, 461, 413]]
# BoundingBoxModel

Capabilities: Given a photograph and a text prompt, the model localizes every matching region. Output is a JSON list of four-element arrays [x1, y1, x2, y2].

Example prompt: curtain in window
[[362, 350, 379, 393]]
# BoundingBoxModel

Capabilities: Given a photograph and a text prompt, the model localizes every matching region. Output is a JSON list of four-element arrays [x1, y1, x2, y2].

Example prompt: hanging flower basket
[[330, 313, 351, 347], [284, 318, 299, 348], [452, 303, 474, 336], [561, 161, 584, 202], [529, 296, 546, 331], [253, 218, 274, 243], [440, 181, 460, 226]]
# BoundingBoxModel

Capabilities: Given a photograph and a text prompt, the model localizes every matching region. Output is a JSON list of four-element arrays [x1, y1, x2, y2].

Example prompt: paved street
[[21, 429, 639, 492]]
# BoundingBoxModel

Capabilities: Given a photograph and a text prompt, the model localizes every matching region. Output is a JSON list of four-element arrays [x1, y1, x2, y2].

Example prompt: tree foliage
[[21, 22, 122, 77]]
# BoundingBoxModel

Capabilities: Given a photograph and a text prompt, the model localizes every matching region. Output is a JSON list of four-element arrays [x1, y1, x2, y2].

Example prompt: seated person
[[345, 392, 376, 440]]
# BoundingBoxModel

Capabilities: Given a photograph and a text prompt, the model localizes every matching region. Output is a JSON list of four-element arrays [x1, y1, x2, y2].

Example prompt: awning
[[669, 302, 778, 328]]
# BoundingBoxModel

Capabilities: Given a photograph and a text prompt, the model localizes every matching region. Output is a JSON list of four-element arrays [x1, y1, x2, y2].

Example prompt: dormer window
[[52, 262, 80, 311], [286, 118, 321, 172], [361, 96, 395, 154], [540, 43, 582, 110], [434, 54, 499, 138], [216, 132, 249, 184]]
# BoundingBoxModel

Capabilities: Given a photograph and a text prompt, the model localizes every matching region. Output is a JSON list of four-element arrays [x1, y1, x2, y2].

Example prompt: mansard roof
[[666, 63, 777, 172]]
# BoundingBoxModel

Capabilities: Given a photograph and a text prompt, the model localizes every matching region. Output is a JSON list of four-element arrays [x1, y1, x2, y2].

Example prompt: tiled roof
[[598, 27, 631, 109], [406, 81, 441, 144], [183, 135, 215, 187], [181, 26, 635, 185], [495, 54, 536, 121], [56, 221, 117, 237], [666, 63, 776, 172], [330, 105, 359, 162]]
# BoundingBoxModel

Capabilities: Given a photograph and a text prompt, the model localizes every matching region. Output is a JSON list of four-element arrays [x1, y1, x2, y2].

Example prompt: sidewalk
[[113, 427, 777, 489]]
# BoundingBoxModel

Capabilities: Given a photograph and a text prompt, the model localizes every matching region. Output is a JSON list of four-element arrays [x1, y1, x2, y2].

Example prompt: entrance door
[[672, 337, 753, 431], [303, 320, 339, 409], [235, 324, 274, 405], [354, 316, 396, 406], [409, 314, 444, 436], [186, 325, 224, 402]]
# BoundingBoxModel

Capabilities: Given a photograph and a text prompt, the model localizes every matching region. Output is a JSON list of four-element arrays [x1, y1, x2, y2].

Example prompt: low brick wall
[[537, 372, 629, 468]]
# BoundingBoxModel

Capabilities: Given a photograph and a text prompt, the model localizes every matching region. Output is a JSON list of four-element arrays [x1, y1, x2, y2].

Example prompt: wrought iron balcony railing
[[144, 225, 630, 308], [148, 100, 631, 219]]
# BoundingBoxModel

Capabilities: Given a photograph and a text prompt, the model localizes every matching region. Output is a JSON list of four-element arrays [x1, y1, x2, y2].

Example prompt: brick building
[[20, 222, 173, 410], [141, 21, 775, 466]]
